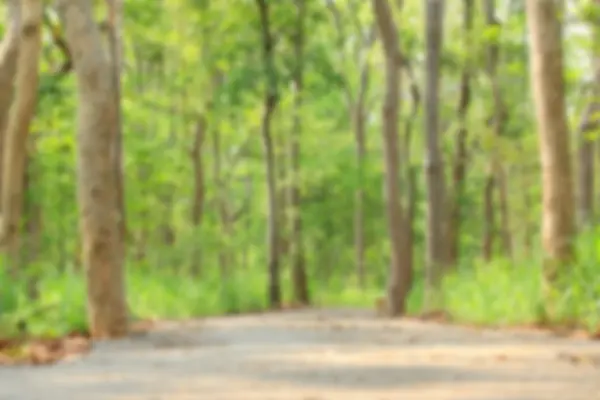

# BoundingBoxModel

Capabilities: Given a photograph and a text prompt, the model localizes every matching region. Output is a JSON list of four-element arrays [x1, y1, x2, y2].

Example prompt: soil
[[1, 308, 599, 399]]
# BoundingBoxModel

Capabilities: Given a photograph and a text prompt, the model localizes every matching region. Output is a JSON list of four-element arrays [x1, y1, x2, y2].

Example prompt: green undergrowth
[[1, 232, 599, 339], [442, 230, 600, 331]]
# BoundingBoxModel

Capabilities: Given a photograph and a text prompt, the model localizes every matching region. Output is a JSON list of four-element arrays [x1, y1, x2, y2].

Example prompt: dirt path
[[1, 308, 599, 399]]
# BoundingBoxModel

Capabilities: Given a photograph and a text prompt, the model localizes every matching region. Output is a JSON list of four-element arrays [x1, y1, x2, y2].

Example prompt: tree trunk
[[447, 0, 473, 265], [526, 0, 575, 298], [353, 32, 374, 288], [23, 135, 41, 299], [325, 0, 375, 288], [256, 0, 282, 309], [211, 125, 233, 277], [424, 0, 447, 306], [1, 0, 42, 273], [353, 103, 367, 287], [190, 113, 206, 274], [290, 0, 309, 305], [372, 0, 413, 316], [484, 0, 512, 259], [496, 168, 512, 256], [403, 62, 420, 278], [58, 0, 128, 338], [0, 0, 20, 202], [106, 0, 126, 255], [482, 172, 495, 261]]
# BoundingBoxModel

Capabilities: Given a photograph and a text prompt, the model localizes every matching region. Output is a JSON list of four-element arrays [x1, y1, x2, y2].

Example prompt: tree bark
[[256, 0, 281, 308], [0, 0, 21, 203], [526, 0, 575, 292], [1, 0, 42, 273], [58, 0, 128, 338], [290, 0, 309, 305], [191, 113, 206, 274], [372, 0, 413, 316], [482, 172, 495, 261], [424, 0, 447, 306], [106, 0, 126, 254]]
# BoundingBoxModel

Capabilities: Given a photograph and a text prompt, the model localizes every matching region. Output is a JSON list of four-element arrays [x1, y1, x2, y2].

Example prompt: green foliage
[[0, 0, 598, 341]]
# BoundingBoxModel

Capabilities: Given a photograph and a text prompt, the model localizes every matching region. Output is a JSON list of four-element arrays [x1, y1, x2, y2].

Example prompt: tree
[[256, 0, 282, 308], [106, 0, 127, 256], [526, 0, 575, 300], [447, 0, 473, 265], [325, 0, 376, 287], [57, 0, 128, 338], [0, 0, 20, 196], [371, 0, 413, 316], [423, 0, 446, 306], [290, 0, 309, 305], [1, 0, 43, 272], [483, 0, 512, 260]]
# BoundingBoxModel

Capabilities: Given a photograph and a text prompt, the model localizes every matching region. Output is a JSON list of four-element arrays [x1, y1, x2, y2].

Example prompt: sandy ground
[[1, 308, 599, 400]]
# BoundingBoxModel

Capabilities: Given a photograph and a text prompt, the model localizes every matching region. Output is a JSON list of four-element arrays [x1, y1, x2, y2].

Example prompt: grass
[[1, 231, 600, 338]]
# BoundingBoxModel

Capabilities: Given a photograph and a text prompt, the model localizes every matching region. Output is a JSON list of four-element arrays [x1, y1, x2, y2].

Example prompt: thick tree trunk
[[58, 0, 128, 338], [0, 0, 21, 201], [372, 0, 413, 316], [1, 0, 42, 273], [526, 0, 575, 297], [106, 0, 126, 255], [424, 0, 447, 306], [256, 0, 281, 308], [290, 0, 309, 305]]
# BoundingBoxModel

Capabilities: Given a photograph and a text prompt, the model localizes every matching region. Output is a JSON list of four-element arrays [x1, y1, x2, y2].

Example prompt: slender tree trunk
[[353, 103, 367, 287], [372, 0, 413, 316], [496, 168, 512, 256], [211, 123, 233, 277], [424, 0, 447, 306], [276, 119, 289, 261], [353, 33, 374, 288], [106, 0, 126, 254], [402, 62, 420, 274], [256, 0, 282, 308], [290, 0, 309, 305], [1, 0, 42, 273], [58, 0, 128, 338], [526, 0, 575, 305], [23, 135, 41, 298], [482, 172, 495, 261], [191, 113, 206, 274], [447, 0, 473, 265], [325, 0, 375, 288], [484, 0, 512, 259]]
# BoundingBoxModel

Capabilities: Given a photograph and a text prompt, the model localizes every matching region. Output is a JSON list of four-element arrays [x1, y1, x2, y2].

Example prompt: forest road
[[1, 308, 600, 400]]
